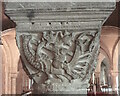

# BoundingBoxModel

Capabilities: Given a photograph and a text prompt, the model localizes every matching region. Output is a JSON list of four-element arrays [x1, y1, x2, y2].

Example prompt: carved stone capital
[[5, 2, 115, 94]]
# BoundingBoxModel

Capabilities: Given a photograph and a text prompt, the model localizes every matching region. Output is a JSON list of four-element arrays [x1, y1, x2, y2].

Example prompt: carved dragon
[[20, 30, 99, 86]]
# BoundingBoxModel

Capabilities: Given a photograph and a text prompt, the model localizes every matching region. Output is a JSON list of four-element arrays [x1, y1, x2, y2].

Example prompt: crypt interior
[[0, 1, 120, 96]]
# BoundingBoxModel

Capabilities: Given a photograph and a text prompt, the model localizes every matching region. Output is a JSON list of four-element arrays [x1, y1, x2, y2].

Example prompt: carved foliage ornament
[[20, 30, 100, 86]]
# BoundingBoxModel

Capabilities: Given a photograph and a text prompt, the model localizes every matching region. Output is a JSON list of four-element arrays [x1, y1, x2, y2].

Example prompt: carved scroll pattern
[[20, 30, 99, 84]]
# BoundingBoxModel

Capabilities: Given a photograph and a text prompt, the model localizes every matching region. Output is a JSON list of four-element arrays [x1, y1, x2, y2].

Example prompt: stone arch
[[100, 58, 112, 86], [1, 28, 20, 94], [101, 26, 119, 92], [100, 41, 112, 70], [2, 33, 12, 94], [96, 49, 112, 83], [95, 26, 120, 92]]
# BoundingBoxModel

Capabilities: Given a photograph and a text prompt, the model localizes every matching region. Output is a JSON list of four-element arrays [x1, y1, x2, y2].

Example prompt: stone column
[[11, 73, 18, 94], [111, 71, 118, 94], [0, 42, 3, 96], [0, 1, 3, 95], [118, 39, 120, 94], [5, 1, 115, 95], [95, 72, 101, 92]]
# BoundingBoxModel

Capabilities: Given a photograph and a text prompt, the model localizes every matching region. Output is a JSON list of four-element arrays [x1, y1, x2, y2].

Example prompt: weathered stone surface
[[5, 2, 115, 94]]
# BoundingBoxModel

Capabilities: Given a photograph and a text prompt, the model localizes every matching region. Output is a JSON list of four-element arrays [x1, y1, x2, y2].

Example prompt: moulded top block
[[4, 1, 116, 32], [4, 0, 116, 2], [4, 2, 116, 11]]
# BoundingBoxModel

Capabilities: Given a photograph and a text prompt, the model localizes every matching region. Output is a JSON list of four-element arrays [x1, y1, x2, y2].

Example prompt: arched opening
[[100, 58, 112, 92], [87, 57, 114, 96], [100, 58, 111, 86]]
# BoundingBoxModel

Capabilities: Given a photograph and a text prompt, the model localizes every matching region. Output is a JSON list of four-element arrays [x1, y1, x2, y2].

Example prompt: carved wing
[[20, 30, 99, 83]]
